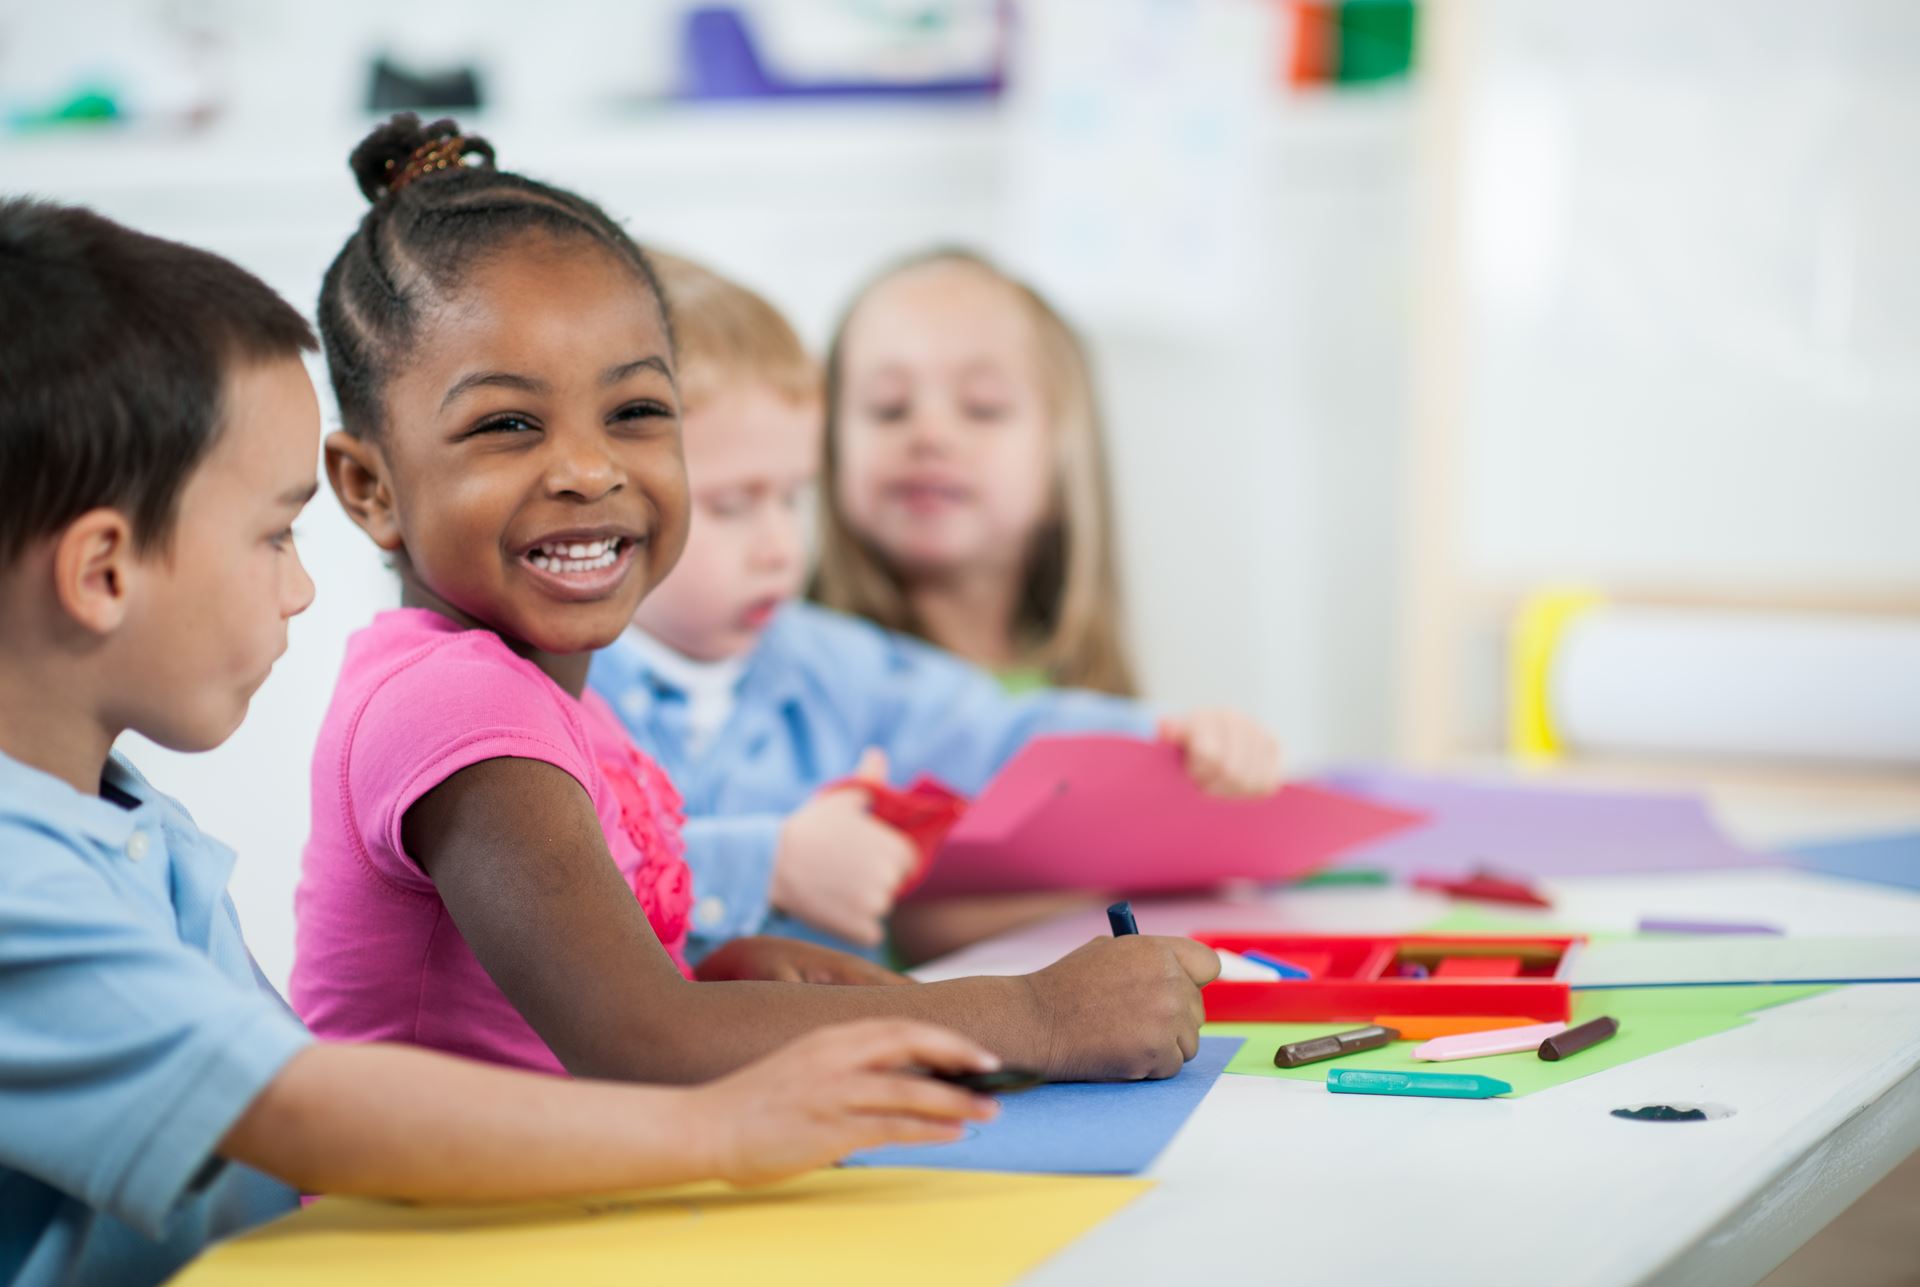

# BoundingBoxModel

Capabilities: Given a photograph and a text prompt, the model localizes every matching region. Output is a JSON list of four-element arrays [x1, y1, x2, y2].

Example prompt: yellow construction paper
[[170, 1167, 1150, 1287]]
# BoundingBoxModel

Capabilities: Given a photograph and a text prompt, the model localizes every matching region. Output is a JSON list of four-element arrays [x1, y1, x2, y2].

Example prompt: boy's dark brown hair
[[0, 198, 316, 566]]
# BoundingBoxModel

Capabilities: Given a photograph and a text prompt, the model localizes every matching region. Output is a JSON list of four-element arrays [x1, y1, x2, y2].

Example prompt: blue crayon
[[1107, 901, 1138, 936], [1242, 950, 1312, 980]]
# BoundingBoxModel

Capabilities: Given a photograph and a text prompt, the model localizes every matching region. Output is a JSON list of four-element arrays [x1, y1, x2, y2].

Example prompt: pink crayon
[[1411, 1021, 1570, 1062]]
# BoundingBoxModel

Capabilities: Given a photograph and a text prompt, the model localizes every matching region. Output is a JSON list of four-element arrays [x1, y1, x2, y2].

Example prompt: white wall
[[1458, 0, 1920, 593]]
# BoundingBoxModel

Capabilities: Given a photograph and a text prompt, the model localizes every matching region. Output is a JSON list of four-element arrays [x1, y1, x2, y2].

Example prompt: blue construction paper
[[1791, 831, 1920, 893], [846, 1036, 1242, 1176]]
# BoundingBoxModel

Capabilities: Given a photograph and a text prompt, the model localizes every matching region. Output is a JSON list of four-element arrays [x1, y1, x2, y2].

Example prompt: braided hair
[[318, 113, 670, 439]]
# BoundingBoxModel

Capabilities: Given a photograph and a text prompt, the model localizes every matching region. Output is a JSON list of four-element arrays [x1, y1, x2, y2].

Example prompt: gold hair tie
[[384, 135, 474, 196]]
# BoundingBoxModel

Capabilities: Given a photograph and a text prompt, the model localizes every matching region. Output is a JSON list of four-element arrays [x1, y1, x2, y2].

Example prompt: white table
[[916, 811, 1920, 1286]]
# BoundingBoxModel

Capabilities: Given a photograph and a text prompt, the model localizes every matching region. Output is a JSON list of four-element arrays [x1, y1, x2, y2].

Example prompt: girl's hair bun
[[347, 112, 495, 204]]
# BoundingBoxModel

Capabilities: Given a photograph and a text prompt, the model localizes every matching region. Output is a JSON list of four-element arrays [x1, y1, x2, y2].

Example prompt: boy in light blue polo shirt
[[0, 754, 313, 1287], [0, 198, 1003, 1287]]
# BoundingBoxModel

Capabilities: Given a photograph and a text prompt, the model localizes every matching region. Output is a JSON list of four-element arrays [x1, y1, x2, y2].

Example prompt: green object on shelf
[[1336, 0, 1417, 84], [11, 87, 122, 132]]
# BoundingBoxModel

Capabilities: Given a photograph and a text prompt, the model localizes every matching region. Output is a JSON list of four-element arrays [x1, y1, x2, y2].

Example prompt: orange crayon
[[1372, 1015, 1545, 1042]]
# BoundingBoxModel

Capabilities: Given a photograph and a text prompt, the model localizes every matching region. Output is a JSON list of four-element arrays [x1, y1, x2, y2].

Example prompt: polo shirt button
[[125, 831, 150, 862], [695, 896, 726, 929]]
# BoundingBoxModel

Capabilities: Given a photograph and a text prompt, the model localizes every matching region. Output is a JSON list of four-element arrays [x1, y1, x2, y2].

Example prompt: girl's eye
[[962, 402, 1009, 423], [268, 528, 296, 551], [613, 400, 675, 424], [469, 414, 538, 438], [703, 494, 751, 519], [867, 402, 909, 424]]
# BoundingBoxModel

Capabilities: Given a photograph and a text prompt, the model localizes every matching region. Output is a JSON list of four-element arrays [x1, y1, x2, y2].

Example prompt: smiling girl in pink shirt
[[290, 113, 1220, 1087]]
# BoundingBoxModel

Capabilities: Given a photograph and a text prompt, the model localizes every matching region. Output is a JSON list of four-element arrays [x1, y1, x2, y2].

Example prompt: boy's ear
[[325, 431, 404, 551], [51, 508, 138, 635]]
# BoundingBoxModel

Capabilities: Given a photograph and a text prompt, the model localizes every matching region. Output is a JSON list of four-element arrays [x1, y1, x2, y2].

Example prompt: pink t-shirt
[[291, 608, 693, 1075]]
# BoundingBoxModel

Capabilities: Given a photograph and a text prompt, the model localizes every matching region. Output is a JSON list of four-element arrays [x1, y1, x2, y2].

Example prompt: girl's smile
[[515, 527, 646, 601]]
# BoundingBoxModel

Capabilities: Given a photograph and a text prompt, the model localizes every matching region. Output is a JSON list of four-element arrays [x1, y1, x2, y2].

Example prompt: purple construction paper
[[1638, 918, 1784, 936], [1313, 769, 1779, 879]]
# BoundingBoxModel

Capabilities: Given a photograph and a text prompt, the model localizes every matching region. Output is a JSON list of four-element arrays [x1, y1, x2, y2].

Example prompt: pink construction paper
[[909, 736, 1423, 898]]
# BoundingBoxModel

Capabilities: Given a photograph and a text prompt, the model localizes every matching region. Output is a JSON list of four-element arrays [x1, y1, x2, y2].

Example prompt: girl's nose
[[546, 426, 622, 501], [904, 407, 958, 458]]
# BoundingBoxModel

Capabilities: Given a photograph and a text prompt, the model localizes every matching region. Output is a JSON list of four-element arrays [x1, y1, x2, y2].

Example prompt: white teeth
[[527, 537, 622, 576]]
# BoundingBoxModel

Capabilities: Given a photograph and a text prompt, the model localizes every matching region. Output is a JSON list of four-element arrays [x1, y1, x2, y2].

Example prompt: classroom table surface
[[913, 791, 1920, 1287]]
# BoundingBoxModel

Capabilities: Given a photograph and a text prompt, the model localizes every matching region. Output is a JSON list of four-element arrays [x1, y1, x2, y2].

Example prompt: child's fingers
[[1181, 718, 1227, 788], [1219, 721, 1268, 796], [1191, 716, 1226, 767], [842, 916, 888, 948], [853, 746, 889, 783], [816, 1018, 1003, 1076], [1165, 936, 1223, 986], [844, 1071, 1000, 1123], [1240, 722, 1281, 793], [846, 1112, 972, 1152]]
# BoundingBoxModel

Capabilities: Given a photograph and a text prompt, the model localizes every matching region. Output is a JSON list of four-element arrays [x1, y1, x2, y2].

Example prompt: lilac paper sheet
[[1313, 769, 1780, 879]]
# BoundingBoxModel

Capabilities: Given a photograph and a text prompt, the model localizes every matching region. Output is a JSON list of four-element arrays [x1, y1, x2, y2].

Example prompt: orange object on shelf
[[1285, 2, 1339, 86]]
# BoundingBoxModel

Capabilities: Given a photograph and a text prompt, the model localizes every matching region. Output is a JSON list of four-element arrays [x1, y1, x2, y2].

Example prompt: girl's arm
[[221, 1020, 999, 1200], [402, 757, 1215, 1085]]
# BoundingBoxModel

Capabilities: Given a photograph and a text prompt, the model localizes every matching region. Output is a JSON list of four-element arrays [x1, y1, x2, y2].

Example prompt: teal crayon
[[1291, 868, 1390, 887], [1326, 1068, 1511, 1099]]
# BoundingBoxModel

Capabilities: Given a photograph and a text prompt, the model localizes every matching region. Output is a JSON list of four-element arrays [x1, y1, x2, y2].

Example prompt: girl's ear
[[51, 508, 137, 635], [325, 431, 404, 551]]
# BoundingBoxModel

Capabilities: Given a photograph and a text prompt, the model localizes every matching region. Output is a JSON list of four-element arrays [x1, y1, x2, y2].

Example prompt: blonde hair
[[651, 252, 819, 414], [812, 249, 1138, 697]]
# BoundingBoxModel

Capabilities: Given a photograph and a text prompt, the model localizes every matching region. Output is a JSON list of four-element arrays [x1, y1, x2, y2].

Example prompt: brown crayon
[[1274, 1025, 1399, 1068], [1539, 1016, 1618, 1061]]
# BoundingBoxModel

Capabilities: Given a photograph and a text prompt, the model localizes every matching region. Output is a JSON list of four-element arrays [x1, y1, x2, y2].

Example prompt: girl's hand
[[1157, 710, 1283, 798], [696, 936, 914, 986], [690, 1020, 1000, 1186], [1021, 934, 1219, 1081]]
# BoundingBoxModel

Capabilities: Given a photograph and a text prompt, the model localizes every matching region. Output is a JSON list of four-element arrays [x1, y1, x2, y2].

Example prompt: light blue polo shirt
[[589, 600, 1154, 961], [0, 747, 312, 1287]]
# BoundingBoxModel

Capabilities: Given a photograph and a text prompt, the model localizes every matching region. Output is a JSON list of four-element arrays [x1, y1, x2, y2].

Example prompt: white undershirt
[[624, 628, 749, 759]]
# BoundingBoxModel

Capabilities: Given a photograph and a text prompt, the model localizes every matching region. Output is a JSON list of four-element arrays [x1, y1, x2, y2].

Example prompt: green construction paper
[[1415, 904, 1608, 937], [1208, 984, 1829, 1097]]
